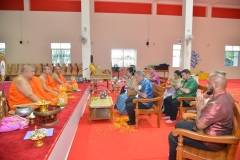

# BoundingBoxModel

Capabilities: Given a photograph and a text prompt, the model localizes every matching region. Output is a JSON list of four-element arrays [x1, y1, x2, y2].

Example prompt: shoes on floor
[[162, 116, 170, 120], [165, 120, 176, 124], [126, 120, 136, 125]]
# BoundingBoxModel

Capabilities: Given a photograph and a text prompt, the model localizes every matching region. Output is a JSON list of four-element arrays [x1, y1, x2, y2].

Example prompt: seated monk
[[39, 65, 58, 95], [30, 76, 58, 103], [51, 66, 71, 88], [9, 64, 41, 111]]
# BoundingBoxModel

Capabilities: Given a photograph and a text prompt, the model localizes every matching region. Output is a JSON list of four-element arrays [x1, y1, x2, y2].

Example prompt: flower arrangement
[[191, 50, 201, 68]]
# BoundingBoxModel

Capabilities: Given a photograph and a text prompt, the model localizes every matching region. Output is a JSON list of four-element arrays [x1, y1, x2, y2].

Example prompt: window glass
[[0, 43, 6, 54], [51, 43, 71, 66], [172, 44, 181, 67], [224, 46, 239, 67], [111, 49, 136, 67]]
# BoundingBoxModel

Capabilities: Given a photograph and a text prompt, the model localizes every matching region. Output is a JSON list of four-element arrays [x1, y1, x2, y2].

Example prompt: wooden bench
[[133, 83, 165, 128], [173, 92, 240, 160]]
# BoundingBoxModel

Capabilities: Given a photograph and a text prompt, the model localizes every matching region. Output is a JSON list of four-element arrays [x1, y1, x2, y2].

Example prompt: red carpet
[[0, 82, 89, 160], [68, 80, 240, 160]]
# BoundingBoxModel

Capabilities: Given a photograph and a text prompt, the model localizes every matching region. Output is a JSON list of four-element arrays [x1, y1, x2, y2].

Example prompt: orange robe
[[9, 77, 33, 111], [52, 73, 67, 88], [46, 75, 55, 90], [30, 76, 57, 102]]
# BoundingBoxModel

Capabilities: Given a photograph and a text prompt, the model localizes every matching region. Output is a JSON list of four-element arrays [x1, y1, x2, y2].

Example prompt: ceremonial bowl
[[15, 107, 33, 117]]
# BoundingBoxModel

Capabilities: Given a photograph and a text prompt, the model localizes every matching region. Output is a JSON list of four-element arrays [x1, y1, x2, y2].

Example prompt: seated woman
[[115, 67, 137, 114], [147, 65, 160, 85], [162, 70, 182, 113], [164, 70, 182, 99]]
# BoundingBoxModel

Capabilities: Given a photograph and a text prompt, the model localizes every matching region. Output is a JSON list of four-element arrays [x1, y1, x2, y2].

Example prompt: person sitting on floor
[[147, 65, 160, 85], [125, 71, 153, 125], [30, 76, 58, 102], [168, 70, 233, 160], [39, 65, 58, 95], [9, 64, 41, 111], [162, 69, 198, 123], [115, 67, 137, 114], [52, 66, 71, 88]]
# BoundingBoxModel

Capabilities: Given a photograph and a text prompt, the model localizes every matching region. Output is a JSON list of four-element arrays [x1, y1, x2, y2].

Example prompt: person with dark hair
[[147, 65, 160, 85], [168, 71, 232, 160], [162, 69, 198, 123], [115, 67, 137, 114], [125, 71, 154, 125], [164, 70, 182, 98]]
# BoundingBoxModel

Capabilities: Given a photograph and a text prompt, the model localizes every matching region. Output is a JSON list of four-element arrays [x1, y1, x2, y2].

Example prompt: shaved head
[[21, 64, 34, 73], [207, 71, 227, 95]]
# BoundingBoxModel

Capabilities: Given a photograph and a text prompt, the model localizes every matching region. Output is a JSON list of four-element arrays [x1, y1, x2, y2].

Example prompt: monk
[[39, 65, 58, 95], [9, 64, 41, 111], [51, 66, 71, 88], [30, 76, 58, 102]]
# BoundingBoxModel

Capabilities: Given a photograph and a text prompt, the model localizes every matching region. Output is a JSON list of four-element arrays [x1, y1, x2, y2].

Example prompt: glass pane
[[61, 43, 71, 49], [0, 43, 5, 48], [173, 44, 181, 50], [224, 51, 239, 66], [51, 43, 60, 49], [233, 46, 240, 51], [225, 46, 232, 51]]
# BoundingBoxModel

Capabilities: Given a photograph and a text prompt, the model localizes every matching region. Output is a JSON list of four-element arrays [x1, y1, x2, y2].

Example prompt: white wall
[[0, 9, 240, 79]]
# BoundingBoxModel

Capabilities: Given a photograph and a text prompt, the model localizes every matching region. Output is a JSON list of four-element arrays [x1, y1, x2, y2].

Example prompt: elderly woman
[[147, 66, 160, 85], [115, 67, 137, 114]]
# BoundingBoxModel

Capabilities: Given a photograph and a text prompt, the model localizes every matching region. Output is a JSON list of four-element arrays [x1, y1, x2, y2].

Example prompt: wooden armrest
[[133, 96, 162, 103], [177, 97, 196, 102], [172, 128, 240, 144]]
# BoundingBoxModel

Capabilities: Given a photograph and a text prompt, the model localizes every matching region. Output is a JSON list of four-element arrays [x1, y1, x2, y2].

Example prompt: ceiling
[[95, 0, 240, 8]]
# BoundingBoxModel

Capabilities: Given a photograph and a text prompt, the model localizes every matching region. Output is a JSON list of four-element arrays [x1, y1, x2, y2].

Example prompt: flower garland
[[191, 50, 201, 68]]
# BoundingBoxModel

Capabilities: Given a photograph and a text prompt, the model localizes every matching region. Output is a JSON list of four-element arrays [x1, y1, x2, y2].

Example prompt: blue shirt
[[138, 78, 154, 108]]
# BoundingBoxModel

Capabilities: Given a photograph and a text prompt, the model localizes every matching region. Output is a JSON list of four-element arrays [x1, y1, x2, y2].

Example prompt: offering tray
[[33, 105, 61, 126], [35, 101, 51, 112]]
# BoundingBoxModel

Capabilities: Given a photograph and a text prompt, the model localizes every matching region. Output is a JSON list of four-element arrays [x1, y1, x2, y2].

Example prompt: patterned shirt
[[138, 78, 154, 108], [199, 91, 233, 151]]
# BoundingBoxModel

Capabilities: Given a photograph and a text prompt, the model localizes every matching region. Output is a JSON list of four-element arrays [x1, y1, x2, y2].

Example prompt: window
[[0, 43, 6, 54], [225, 46, 239, 67], [172, 44, 181, 67], [51, 43, 71, 66], [111, 49, 137, 67]]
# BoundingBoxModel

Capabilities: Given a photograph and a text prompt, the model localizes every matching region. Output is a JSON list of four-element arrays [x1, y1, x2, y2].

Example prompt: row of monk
[[6, 63, 83, 77], [8, 64, 75, 111]]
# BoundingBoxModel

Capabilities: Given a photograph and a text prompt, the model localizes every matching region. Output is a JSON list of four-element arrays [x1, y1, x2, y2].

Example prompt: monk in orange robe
[[9, 64, 41, 111], [51, 66, 71, 89], [39, 65, 58, 94], [30, 76, 57, 102]]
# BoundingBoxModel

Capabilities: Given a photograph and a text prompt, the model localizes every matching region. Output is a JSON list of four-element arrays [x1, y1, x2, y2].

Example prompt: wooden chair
[[173, 92, 240, 160], [178, 85, 207, 120], [65, 63, 72, 76], [159, 76, 168, 87], [71, 63, 78, 76], [133, 83, 165, 128]]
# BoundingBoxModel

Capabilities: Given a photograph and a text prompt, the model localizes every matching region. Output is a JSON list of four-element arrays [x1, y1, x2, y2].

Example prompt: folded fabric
[[0, 115, 29, 132]]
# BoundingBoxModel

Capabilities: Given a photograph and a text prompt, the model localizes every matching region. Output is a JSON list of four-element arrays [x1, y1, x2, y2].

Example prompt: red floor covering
[[0, 82, 89, 160], [68, 80, 240, 160]]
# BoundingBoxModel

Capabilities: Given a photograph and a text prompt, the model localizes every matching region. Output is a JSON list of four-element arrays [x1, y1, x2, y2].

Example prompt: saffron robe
[[52, 73, 67, 88], [9, 78, 33, 111], [45, 75, 55, 90], [30, 76, 57, 102]]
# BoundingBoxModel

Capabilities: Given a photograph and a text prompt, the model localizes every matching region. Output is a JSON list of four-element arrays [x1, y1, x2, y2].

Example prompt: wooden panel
[[95, 1, 152, 14], [30, 0, 81, 12], [212, 7, 240, 19], [0, 0, 24, 11]]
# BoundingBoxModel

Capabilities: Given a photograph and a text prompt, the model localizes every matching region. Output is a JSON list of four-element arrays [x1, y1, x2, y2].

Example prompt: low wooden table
[[88, 96, 113, 123]]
